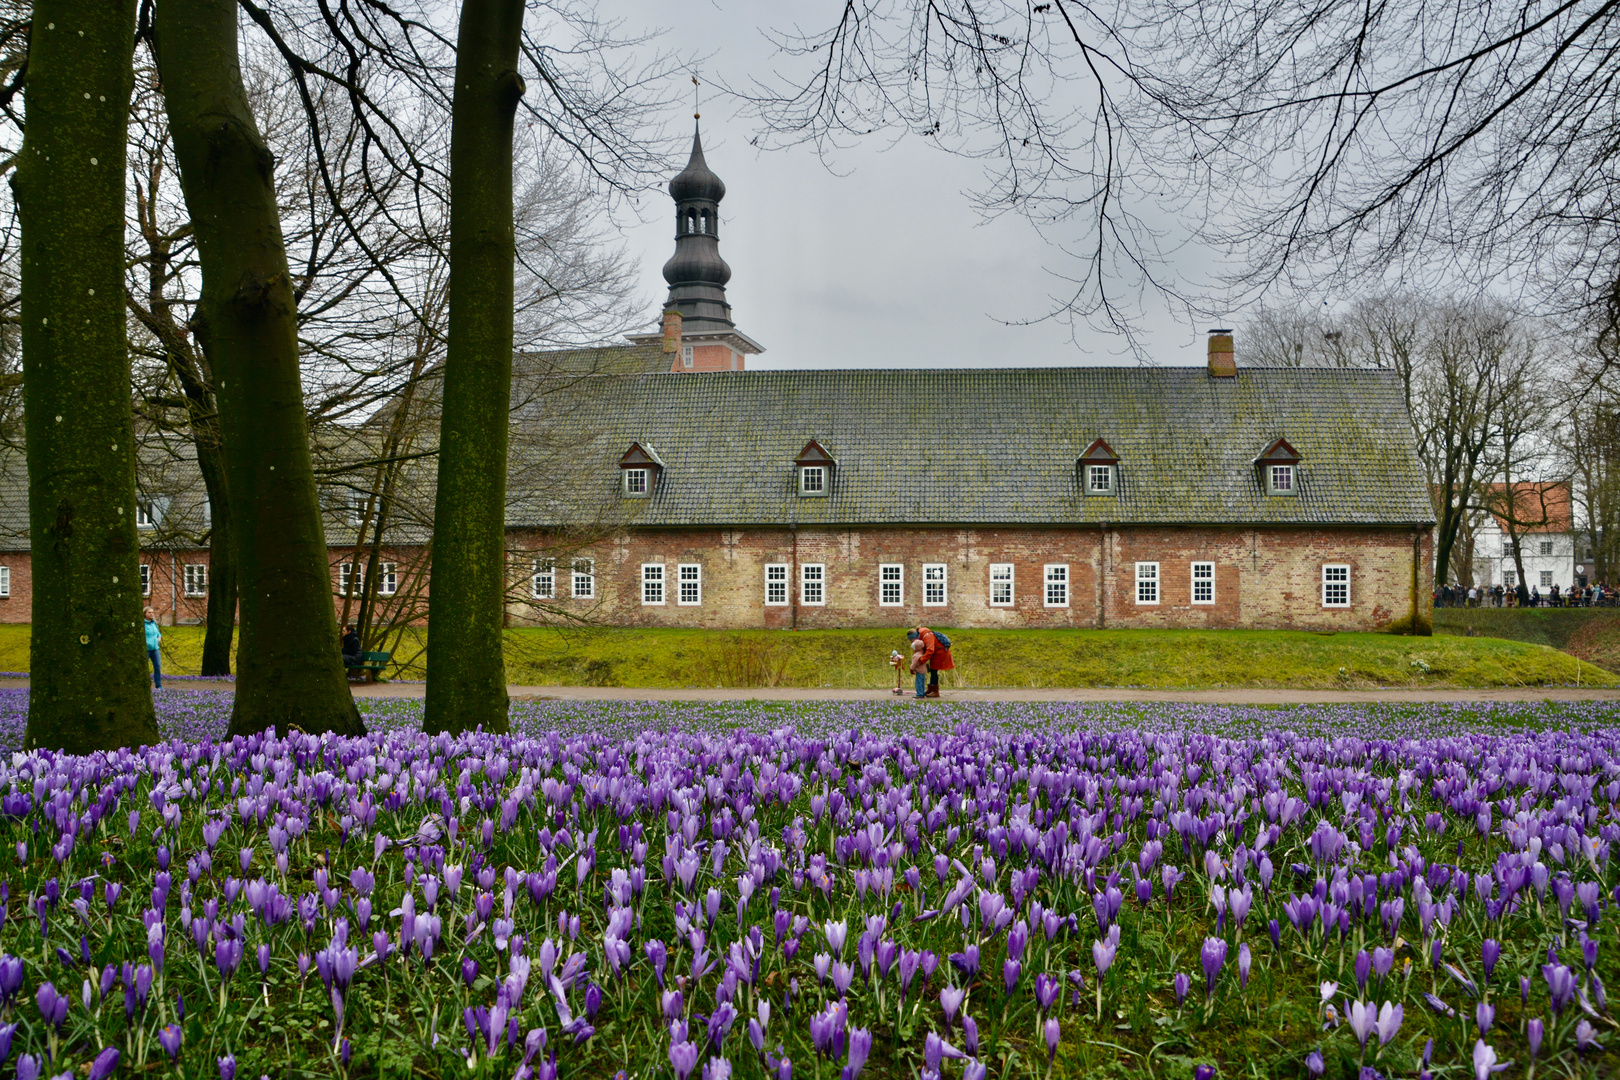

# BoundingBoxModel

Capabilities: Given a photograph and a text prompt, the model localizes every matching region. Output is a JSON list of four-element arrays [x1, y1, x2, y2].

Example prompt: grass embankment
[[1434, 607, 1620, 673], [0, 622, 1602, 689]]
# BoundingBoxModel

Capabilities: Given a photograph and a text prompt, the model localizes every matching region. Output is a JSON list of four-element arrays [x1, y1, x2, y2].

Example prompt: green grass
[[1, 622, 1605, 689], [1434, 606, 1620, 672]]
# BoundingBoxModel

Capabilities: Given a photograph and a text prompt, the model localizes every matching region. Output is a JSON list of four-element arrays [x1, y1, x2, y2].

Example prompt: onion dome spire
[[660, 121, 735, 333]]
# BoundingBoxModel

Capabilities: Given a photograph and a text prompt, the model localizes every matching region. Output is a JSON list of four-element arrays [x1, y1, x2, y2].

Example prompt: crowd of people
[[1433, 581, 1618, 607]]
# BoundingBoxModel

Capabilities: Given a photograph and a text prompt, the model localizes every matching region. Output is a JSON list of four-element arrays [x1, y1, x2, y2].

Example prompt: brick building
[[0, 121, 1435, 633]]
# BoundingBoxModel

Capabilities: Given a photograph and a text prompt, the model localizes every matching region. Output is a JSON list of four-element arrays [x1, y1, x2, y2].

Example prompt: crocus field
[[0, 692, 1614, 1079]]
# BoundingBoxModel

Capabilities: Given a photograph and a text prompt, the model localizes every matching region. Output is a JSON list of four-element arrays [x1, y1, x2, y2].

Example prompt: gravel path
[[0, 677, 1610, 704]]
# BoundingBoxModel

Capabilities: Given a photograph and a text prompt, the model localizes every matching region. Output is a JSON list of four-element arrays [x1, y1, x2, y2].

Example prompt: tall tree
[[423, 0, 524, 735], [14, 0, 160, 752], [153, 0, 360, 737]]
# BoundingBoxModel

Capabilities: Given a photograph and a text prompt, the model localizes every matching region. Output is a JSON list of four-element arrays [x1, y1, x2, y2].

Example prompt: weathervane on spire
[[692, 73, 701, 121]]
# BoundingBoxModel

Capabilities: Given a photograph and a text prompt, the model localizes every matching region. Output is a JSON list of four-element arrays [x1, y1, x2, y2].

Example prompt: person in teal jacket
[[143, 607, 162, 689]]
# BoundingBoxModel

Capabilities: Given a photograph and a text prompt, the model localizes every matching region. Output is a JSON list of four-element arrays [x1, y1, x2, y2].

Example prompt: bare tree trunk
[[154, 0, 360, 736], [424, 0, 523, 735], [15, 0, 160, 752]]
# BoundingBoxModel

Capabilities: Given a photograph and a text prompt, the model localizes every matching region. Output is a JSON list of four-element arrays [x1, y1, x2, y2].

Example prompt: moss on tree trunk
[[14, 0, 161, 752], [423, 0, 524, 735], [155, 0, 360, 737]]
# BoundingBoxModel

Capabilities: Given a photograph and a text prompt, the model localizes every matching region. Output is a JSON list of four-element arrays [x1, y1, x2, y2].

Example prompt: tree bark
[[14, 0, 161, 753], [424, 0, 523, 735], [154, 0, 360, 736]]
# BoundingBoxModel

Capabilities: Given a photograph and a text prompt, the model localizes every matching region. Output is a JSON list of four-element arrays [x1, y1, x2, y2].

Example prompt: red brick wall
[[505, 524, 1433, 632], [0, 524, 1436, 633]]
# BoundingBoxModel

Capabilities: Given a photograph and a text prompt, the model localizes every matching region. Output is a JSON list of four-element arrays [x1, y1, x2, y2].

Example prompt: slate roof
[[510, 366, 1434, 528]]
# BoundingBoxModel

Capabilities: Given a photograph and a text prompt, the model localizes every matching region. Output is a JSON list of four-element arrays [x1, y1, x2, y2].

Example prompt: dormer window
[[682, 345, 694, 369], [1078, 438, 1119, 497], [1255, 438, 1302, 497], [619, 441, 664, 498], [795, 439, 836, 498]]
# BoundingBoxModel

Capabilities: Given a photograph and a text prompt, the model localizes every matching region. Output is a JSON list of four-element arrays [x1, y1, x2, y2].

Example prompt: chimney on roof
[[1208, 328, 1236, 378], [660, 308, 683, 354]]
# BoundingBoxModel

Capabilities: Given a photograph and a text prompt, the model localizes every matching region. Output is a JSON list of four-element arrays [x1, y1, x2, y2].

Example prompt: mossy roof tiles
[[510, 366, 1434, 528]]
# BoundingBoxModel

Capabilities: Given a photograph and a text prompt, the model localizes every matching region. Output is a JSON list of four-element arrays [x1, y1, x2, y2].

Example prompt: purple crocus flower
[[1375, 1002, 1403, 1046], [1528, 1018, 1544, 1058], [1199, 937, 1227, 996], [1174, 972, 1190, 1007], [843, 1027, 871, 1080], [1475, 1001, 1493, 1037], [1576, 1019, 1603, 1056], [668, 1039, 699, 1080], [1044, 1018, 1060, 1063], [218, 1054, 237, 1080], [1544, 964, 1577, 1014], [159, 1024, 183, 1061], [1003, 959, 1021, 996], [87, 1047, 119, 1080], [1237, 944, 1251, 992], [1480, 940, 1500, 983]]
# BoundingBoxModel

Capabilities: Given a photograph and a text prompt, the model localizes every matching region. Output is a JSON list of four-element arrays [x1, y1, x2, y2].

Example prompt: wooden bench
[[345, 651, 392, 683]]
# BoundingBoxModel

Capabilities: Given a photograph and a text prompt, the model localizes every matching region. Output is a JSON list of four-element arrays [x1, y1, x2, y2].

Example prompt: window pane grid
[[1136, 562, 1159, 605], [572, 559, 595, 600], [183, 564, 208, 597], [532, 560, 555, 600], [879, 563, 903, 606], [678, 563, 702, 606], [923, 563, 947, 606], [1322, 564, 1350, 607], [989, 563, 1013, 606], [765, 564, 788, 606], [1192, 561, 1214, 604], [801, 563, 825, 605], [641, 563, 665, 605], [1044, 564, 1068, 608]]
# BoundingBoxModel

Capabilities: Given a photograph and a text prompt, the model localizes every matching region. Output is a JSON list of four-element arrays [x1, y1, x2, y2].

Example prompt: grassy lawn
[[1434, 606, 1620, 672], [0, 622, 1607, 689]]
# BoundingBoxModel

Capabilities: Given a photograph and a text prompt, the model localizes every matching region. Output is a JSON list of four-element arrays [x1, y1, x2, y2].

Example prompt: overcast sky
[[595, 0, 1232, 371]]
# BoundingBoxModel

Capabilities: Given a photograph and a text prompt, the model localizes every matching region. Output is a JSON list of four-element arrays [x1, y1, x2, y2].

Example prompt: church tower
[[629, 122, 763, 371]]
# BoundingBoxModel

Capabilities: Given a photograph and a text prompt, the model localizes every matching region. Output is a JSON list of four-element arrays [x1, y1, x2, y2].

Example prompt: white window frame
[[338, 562, 363, 597], [378, 562, 398, 596], [0, 566, 10, 598], [1136, 562, 1160, 605], [989, 563, 1014, 607], [879, 563, 904, 607], [1086, 465, 1114, 495], [677, 563, 702, 606], [681, 345, 694, 369], [1322, 564, 1350, 608], [1044, 564, 1069, 608], [922, 563, 948, 607], [1540, 570, 1555, 589], [641, 563, 666, 606], [1503, 570, 1517, 588], [532, 559, 555, 600], [348, 493, 371, 526], [801, 563, 826, 606], [136, 503, 155, 529], [764, 563, 789, 606], [623, 468, 650, 497], [1539, 540, 1555, 557], [1267, 465, 1295, 495], [571, 559, 595, 600], [799, 466, 827, 496], [139, 564, 151, 597], [183, 564, 208, 598], [1191, 561, 1215, 605]]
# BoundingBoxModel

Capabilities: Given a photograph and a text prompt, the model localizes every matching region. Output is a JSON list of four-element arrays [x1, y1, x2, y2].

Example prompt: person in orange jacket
[[908, 625, 954, 698]]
